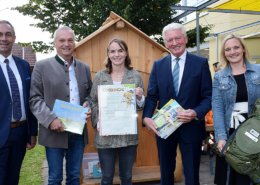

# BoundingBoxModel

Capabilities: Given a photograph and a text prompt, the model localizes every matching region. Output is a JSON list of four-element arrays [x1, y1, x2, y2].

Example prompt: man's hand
[[83, 102, 92, 123], [176, 109, 197, 123], [143, 117, 160, 136], [50, 118, 66, 132], [135, 87, 143, 101], [26, 136, 37, 150], [217, 139, 227, 154]]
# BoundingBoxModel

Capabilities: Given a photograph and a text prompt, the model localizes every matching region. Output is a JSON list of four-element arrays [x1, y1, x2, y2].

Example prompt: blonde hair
[[220, 34, 251, 69]]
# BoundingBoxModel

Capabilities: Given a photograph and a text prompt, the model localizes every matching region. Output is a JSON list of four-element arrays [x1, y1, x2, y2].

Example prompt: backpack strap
[[226, 164, 230, 185], [219, 120, 247, 157]]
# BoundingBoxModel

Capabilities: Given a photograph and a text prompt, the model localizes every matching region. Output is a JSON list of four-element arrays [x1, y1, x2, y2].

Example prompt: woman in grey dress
[[90, 38, 145, 185]]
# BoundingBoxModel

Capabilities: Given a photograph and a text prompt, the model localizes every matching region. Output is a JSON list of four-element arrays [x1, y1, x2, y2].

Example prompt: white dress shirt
[[0, 53, 26, 122], [58, 55, 80, 105], [171, 50, 187, 91]]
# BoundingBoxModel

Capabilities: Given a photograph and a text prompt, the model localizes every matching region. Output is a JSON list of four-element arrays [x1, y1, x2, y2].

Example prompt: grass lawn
[[19, 144, 46, 185]]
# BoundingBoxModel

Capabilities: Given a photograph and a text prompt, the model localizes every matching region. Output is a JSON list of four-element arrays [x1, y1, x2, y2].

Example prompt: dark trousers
[[0, 123, 28, 185], [156, 130, 202, 185], [98, 145, 137, 185]]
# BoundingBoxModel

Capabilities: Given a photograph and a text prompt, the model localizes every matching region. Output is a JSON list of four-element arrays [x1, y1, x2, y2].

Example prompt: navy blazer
[[143, 52, 212, 143], [0, 55, 38, 148]]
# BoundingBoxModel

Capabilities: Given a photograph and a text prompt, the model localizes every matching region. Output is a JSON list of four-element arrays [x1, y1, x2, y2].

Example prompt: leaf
[[13, 0, 210, 53]]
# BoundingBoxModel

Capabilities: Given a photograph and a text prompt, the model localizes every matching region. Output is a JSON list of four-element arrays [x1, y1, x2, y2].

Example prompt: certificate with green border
[[98, 84, 137, 135]]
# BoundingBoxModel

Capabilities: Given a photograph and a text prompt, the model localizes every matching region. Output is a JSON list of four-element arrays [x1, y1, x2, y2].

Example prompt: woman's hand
[[217, 139, 227, 154], [97, 127, 108, 137], [83, 102, 92, 123], [135, 87, 143, 101]]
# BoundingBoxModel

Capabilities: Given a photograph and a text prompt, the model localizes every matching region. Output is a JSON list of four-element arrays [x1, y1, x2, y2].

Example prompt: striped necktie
[[172, 58, 180, 96], [4, 59, 22, 122]]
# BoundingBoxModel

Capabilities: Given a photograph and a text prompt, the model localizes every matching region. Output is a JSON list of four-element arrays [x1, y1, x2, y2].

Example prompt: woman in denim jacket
[[212, 34, 260, 185]]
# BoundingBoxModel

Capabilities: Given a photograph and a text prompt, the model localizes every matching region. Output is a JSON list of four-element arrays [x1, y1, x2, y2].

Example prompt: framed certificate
[[98, 84, 137, 136]]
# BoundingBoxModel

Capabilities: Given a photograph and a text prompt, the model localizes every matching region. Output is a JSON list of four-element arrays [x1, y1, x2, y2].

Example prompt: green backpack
[[213, 98, 260, 184]]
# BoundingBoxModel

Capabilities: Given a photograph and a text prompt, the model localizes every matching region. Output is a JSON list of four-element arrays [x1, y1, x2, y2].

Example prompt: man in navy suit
[[0, 20, 38, 185], [143, 23, 212, 185]]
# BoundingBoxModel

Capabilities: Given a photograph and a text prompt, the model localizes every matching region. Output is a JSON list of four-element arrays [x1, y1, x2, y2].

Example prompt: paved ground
[[42, 153, 216, 185]]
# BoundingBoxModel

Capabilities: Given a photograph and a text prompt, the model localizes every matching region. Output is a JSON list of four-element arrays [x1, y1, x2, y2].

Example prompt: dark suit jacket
[[0, 55, 38, 148], [143, 52, 212, 143]]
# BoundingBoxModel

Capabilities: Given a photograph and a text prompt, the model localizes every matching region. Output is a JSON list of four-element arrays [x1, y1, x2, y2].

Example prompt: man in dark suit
[[143, 23, 212, 185], [0, 20, 38, 185]]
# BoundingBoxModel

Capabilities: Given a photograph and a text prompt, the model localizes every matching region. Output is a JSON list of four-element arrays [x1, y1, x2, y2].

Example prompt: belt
[[11, 120, 26, 128]]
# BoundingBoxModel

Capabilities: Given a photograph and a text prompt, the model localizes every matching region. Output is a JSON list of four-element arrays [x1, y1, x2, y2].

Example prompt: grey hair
[[0, 20, 15, 36], [162, 23, 187, 42], [53, 26, 76, 42]]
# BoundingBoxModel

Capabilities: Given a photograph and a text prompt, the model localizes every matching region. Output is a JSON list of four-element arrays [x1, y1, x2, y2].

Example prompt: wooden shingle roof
[[76, 11, 169, 53]]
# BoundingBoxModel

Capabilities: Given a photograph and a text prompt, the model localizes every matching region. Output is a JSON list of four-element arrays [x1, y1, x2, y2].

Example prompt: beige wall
[[183, 0, 260, 77]]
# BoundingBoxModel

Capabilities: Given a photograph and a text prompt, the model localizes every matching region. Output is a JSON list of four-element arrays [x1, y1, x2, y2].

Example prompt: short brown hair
[[106, 38, 133, 74]]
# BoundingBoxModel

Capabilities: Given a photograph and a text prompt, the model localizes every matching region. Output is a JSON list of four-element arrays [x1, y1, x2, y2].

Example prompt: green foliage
[[19, 144, 46, 185], [18, 41, 54, 54], [13, 0, 212, 53], [186, 25, 213, 48]]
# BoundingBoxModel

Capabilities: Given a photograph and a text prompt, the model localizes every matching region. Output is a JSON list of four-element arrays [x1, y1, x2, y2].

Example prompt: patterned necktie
[[172, 58, 180, 96], [4, 59, 22, 122]]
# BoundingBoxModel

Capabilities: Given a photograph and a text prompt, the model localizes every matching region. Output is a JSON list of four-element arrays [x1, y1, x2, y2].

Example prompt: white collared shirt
[[0, 53, 26, 122], [58, 55, 80, 105], [171, 50, 187, 90]]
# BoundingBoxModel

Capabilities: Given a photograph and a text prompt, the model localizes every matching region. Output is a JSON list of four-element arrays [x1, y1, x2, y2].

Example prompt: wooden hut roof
[[75, 11, 169, 53]]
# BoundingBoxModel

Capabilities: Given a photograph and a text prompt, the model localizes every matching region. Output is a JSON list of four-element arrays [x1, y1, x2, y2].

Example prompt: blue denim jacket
[[212, 61, 260, 143]]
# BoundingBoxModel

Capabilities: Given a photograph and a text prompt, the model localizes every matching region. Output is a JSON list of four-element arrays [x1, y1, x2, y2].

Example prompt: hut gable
[[74, 11, 169, 74], [74, 12, 170, 166], [76, 12, 183, 185]]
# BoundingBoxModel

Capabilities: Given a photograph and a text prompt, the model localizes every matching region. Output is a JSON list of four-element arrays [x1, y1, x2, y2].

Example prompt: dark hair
[[213, 62, 219, 68], [106, 38, 133, 74], [0, 20, 15, 36]]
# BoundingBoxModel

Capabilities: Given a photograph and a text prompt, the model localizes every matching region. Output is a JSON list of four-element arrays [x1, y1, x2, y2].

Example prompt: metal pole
[[216, 36, 218, 62], [196, 12, 200, 56], [22, 47, 25, 60]]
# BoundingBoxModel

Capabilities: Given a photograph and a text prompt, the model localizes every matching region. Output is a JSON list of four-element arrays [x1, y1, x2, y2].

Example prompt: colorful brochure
[[53, 99, 89, 135], [92, 160, 102, 178], [82, 153, 101, 179], [98, 84, 137, 136], [152, 99, 184, 139]]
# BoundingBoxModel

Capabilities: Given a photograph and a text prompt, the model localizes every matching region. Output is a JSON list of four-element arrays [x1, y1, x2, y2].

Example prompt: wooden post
[[174, 146, 182, 182]]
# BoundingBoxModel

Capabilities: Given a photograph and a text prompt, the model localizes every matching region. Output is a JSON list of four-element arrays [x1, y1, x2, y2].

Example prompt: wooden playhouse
[[74, 11, 182, 185]]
